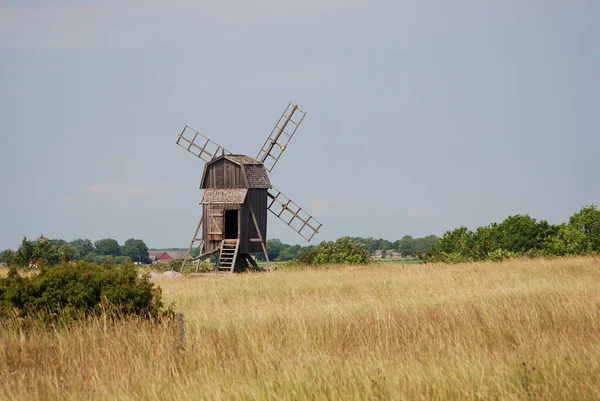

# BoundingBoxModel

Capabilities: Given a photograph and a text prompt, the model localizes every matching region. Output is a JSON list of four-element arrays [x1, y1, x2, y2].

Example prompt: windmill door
[[208, 208, 223, 241], [224, 210, 239, 239]]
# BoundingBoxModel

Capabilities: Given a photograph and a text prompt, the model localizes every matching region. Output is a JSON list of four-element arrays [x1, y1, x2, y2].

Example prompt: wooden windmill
[[176, 102, 322, 273]]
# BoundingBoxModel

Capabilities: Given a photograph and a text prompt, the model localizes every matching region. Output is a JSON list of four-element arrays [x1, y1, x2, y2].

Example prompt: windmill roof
[[200, 154, 272, 189], [244, 165, 271, 188], [225, 155, 263, 165], [201, 188, 248, 204]]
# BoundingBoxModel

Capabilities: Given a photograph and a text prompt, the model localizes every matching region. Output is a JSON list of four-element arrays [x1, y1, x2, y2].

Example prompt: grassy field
[[1, 257, 600, 400]]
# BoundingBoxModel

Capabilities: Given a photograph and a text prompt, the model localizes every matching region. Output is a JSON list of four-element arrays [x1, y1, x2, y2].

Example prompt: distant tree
[[95, 238, 121, 256], [70, 239, 95, 258], [278, 245, 305, 261], [395, 235, 414, 256], [0, 249, 15, 265], [470, 225, 496, 259], [50, 239, 67, 248], [300, 238, 370, 265], [13, 237, 35, 267], [12, 235, 61, 267], [266, 239, 285, 261], [492, 215, 553, 254], [413, 235, 440, 255], [437, 227, 474, 255], [568, 205, 600, 251], [83, 253, 130, 265], [120, 238, 150, 264], [61, 244, 75, 263], [543, 224, 591, 256]]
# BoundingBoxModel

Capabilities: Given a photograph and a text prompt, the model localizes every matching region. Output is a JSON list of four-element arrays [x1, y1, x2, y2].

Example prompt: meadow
[[1, 257, 599, 400]]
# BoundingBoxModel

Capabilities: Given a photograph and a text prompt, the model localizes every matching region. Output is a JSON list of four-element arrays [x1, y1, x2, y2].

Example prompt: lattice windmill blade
[[267, 186, 322, 242], [257, 102, 306, 173], [176, 125, 231, 162]]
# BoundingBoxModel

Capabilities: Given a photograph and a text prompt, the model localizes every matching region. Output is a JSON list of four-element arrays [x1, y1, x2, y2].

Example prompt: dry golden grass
[[1, 257, 600, 400]]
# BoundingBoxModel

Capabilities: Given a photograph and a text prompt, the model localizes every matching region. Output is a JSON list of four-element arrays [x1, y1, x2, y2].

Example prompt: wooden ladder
[[217, 239, 239, 273]]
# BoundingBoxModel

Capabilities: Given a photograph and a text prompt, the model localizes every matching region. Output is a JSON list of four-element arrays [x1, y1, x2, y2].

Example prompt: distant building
[[372, 250, 383, 259], [371, 250, 404, 259], [148, 250, 189, 264]]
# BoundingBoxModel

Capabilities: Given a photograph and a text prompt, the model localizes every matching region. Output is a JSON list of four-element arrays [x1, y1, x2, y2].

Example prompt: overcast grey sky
[[1, 0, 598, 250]]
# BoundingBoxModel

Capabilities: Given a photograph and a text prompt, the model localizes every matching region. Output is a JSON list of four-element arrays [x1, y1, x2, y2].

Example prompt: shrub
[[299, 238, 370, 265], [0, 261, 167, 325]]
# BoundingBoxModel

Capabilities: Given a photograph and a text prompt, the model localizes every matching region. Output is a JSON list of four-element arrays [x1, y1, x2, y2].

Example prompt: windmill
[[175, 102, 323, 273]]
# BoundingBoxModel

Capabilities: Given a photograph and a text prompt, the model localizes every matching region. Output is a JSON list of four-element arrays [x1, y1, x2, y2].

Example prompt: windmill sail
[[267, 187, 322, 242], [176, 125, 230, 162], [257, 102, 306, 172]]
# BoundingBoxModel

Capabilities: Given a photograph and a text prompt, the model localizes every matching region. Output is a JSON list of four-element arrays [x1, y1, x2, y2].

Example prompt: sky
[[0, 0, 599, 250]]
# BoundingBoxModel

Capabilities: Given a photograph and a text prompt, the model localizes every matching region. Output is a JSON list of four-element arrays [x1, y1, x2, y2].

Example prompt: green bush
[[299, 238, 370, 265], [0, 261, 167, 325]]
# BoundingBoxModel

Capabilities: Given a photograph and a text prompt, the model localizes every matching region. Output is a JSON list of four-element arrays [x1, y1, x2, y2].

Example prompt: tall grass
[[1, 257, 600, 400]]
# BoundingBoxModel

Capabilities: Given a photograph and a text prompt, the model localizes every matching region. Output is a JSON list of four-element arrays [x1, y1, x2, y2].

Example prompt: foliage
[[10, 235, 61, 268], [266, 239, 285, 261], [120, 238, 150, 264], [69, 238, 95, 258], [0, 249, 15, 264], [299, 238, 370, 265], [421, 205, 600, 263], [255, 235, 439, 264], [568, 205, 600, 251], [0, 261, 166, 324], [94, 238, 121, 256], [252, 240, 312, 262], [543, 224, 592, 256], [1, 237, 153, 268], [278, 245, 304, 261], [492, 215, 554, 254]]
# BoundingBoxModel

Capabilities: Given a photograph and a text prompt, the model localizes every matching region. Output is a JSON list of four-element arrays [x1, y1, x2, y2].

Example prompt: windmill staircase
[[216, 239, 239, 273]]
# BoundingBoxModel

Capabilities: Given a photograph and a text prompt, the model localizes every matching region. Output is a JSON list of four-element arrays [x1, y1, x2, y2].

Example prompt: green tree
[[13, 237, 35, 267], [266, 239, 285, 261], [12, 236, 61, 267], [0, 249, 15, 265], [395, 235, 415, 256], [70, 239, 95, 258], [413, 235, 440, 254], [471, 224, 496, 259], [120, 238, 150, 264], [568, 205, 600, 251], [278, 245, 304, 261], [33, 236, 61, 265], [544, 224, 591, 256], [490, 215, 557, 255], [95, 238, 121, 256], [300, 238, 370, 265], [61, 244, 75, 263], [50, 239, 67, 248]]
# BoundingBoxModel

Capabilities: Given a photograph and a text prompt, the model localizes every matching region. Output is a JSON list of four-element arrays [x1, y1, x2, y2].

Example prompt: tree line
[[4, 205, 596, 268], [421, 205, 600, 263], [0, 237, 150, 267], [261, 235, 439, 262]]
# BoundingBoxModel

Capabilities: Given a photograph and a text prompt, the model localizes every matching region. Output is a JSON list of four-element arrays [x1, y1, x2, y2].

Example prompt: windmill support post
[[182, 214, 204, 271], [250, 204, 272, 271]]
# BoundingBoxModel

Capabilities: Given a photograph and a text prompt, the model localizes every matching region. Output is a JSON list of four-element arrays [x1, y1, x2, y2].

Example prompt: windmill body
[[176, 102, 322, 273]]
